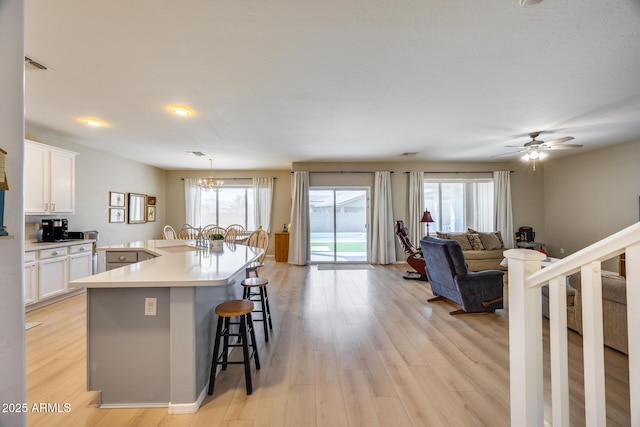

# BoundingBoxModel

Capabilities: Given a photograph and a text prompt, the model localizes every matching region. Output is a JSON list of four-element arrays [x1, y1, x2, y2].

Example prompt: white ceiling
[[24, 0, 640, 171]]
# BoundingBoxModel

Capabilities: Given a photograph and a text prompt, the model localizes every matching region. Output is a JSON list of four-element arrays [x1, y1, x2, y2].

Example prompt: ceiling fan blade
[[541, 144, 583, 150], [545, 136, 575, 145], [492, 150, 525, 157], [505, 145, 527, 148]]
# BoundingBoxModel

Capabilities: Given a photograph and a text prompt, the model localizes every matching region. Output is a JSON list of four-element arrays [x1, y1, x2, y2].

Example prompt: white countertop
[[25, 239, 96, 252], [71, 240, 261, 288]]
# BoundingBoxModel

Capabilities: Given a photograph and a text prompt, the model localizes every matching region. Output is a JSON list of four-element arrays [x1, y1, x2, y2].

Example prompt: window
[[200, 186, 255, 230], [424, 178, 494, 232]]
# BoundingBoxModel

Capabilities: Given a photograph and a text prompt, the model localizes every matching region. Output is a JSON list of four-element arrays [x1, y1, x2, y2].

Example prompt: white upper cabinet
[[25, 140, 77, 215]]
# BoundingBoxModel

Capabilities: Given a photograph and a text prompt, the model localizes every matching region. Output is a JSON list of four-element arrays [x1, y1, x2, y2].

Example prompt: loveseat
[[435, 229, 508, 272], [541, 271, 628, 354]]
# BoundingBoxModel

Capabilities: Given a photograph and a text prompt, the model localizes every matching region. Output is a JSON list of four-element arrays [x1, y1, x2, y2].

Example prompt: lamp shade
[[420, 210, 434, 223]]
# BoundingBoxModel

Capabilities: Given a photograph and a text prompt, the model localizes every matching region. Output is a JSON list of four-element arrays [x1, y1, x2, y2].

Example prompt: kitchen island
[[71, 240, 261, 414]]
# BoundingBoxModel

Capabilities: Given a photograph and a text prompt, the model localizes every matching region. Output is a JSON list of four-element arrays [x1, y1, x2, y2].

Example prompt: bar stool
[[241, 277, 273, 342], [208, 300, 261, 395]]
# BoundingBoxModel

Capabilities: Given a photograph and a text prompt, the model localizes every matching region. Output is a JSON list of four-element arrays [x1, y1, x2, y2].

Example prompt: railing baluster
[[505, 248, 546, 427], [626, 242, 640, 426], [581, 261, 607, 427], [549, 275, 570, 426]]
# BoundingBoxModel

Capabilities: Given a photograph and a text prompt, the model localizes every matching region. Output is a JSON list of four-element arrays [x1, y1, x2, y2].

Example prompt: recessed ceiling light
[[81, 118, 107, 127], [170, 106, 193, 116]]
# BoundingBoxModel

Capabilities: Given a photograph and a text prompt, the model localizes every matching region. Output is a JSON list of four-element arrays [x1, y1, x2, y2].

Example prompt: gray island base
[[72, 240, 261, 414]]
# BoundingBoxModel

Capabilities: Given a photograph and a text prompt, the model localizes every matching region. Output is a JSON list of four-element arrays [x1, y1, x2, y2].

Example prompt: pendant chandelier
[[199, 158, 224, 192]]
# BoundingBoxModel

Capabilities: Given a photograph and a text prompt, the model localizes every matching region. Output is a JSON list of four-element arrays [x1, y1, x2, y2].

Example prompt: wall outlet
[[560, 248, 565, 254], [145, 297, 157, 316]]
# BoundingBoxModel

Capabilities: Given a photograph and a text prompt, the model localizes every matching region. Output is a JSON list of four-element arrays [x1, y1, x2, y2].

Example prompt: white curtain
[[408, 171, 425, 245], [371, 171, 396, 265], [253, 177, 274, 232], [288, 171, 309, 265], [184, 178, 201, 228], [494, 171, 514, 249]]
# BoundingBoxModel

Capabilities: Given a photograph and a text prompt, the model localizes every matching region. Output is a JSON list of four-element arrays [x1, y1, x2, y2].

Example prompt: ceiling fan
[[503, 131, 583, 170]]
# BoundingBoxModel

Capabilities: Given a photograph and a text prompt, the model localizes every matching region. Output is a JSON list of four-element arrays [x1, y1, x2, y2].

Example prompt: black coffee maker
[[42, 218, 69, 242]]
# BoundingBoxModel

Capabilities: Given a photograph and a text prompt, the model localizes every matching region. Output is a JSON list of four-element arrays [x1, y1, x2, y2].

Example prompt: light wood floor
[[26, 262, 631, 426]]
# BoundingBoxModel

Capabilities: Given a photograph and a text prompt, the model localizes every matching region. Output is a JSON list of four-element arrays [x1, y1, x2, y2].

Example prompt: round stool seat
[[215, 300, 254, 317], [241, 277, 269, 287]]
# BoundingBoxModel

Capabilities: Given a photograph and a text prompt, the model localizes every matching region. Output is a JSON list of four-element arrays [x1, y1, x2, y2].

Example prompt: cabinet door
[[38, 257, 68, 299], [69, 252, 92, 288], [24, 261, 38, 305], [24, 141, 50, 214], [49, 149, 76, 213]]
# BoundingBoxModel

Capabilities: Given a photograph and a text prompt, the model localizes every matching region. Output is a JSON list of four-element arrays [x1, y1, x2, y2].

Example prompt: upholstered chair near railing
[[419, 236, 504, 315]]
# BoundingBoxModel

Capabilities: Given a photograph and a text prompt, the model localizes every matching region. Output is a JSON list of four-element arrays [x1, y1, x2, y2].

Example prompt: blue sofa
[[419, 236, 504, 315]]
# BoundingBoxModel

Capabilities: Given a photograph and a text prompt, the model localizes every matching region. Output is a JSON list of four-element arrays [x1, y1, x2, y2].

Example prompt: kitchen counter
[[72, 240, 261, 288], [72, 240, 262, 414], [25, 238, 96, 251]]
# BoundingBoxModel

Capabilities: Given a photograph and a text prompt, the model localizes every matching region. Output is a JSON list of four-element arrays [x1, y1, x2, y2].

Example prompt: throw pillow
[[436, 231, 448, 239], [468, 228, 504, 250], [448, 233, 473, 251], [467, 233, 485, 250]]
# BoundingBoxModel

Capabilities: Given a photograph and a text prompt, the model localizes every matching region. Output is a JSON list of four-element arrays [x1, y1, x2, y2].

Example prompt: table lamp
[[421, 210, 435, 236]]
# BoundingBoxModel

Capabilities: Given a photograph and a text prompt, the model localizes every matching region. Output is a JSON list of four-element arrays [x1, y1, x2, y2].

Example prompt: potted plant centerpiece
[[209, 233, 224, 250]]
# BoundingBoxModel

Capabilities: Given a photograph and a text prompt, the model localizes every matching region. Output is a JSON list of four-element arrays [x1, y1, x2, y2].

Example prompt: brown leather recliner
[[395, 220, 428, 280]]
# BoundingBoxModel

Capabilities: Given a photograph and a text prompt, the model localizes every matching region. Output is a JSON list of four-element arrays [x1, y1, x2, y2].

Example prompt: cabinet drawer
[[38, 247, 69, 260], [105, 251, 138, 263], [70, 243, 93, 254], [25, 251, 37, 263]]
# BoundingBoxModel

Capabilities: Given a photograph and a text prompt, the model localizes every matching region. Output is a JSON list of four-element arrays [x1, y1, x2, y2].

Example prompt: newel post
[[504, 248, 546, 427]]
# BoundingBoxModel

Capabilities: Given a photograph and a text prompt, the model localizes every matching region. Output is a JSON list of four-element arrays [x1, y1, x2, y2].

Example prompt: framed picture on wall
[[147, 205, 156, 222], [147, 196, 156, 205], [109, 208, 125, 223], [109, 191, 125, 207]]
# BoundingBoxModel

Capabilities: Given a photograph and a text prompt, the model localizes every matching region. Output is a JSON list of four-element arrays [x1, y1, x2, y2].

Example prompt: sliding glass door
[[309, 188, 369, 262]]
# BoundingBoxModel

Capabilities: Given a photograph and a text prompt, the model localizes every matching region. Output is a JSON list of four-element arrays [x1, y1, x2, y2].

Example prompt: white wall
[[0, 0, 26, 425], [23, 134, 166, 246], [544, 140, 640, 269]]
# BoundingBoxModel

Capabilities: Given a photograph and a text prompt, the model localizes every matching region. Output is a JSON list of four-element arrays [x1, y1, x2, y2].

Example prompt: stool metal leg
[[257, 287, 269, 342], [263, 286, 273, 330], [247, 313, 261, 370], [221, 317, 230, 369], [239, 315, 253, 394], [208, 316, 224, 395]]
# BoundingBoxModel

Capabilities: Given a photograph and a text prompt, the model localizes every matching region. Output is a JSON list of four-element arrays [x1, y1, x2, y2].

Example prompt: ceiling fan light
[[529, 150, 540, 160], [521, 153, 531, 161], [538, 151, 548, 160]]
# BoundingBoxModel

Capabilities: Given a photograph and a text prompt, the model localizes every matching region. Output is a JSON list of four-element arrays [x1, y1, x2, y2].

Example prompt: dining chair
[[245, 227, 269, 277], [224, 227, 238, 243], [177, 225, 199, 240], [201, 224, 226, 239], [163, 225, 177, 240]]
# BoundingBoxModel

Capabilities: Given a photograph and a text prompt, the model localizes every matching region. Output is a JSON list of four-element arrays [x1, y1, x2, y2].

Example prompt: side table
[[274, 232, 289, 262]]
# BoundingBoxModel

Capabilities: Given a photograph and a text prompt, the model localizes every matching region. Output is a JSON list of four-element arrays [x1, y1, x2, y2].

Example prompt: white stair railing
[[505, 222, 640, 427]]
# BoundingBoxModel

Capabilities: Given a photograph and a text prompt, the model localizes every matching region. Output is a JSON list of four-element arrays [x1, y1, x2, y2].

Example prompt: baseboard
[[26, 288, 86, 312], [168, 386, 208, 414]]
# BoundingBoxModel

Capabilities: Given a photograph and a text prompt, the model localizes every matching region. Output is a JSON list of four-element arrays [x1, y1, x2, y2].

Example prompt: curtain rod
[[291, 171, 394, 174], [180, 177, 277, 180], [404, 171, 514, 174]]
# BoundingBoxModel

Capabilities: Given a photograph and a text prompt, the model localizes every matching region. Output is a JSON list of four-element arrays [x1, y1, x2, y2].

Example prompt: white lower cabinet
[[38, 254, 68, 300], [26, 242, 96, 308], [24, 252, 38, 305], [68, 243, 93, 289]]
